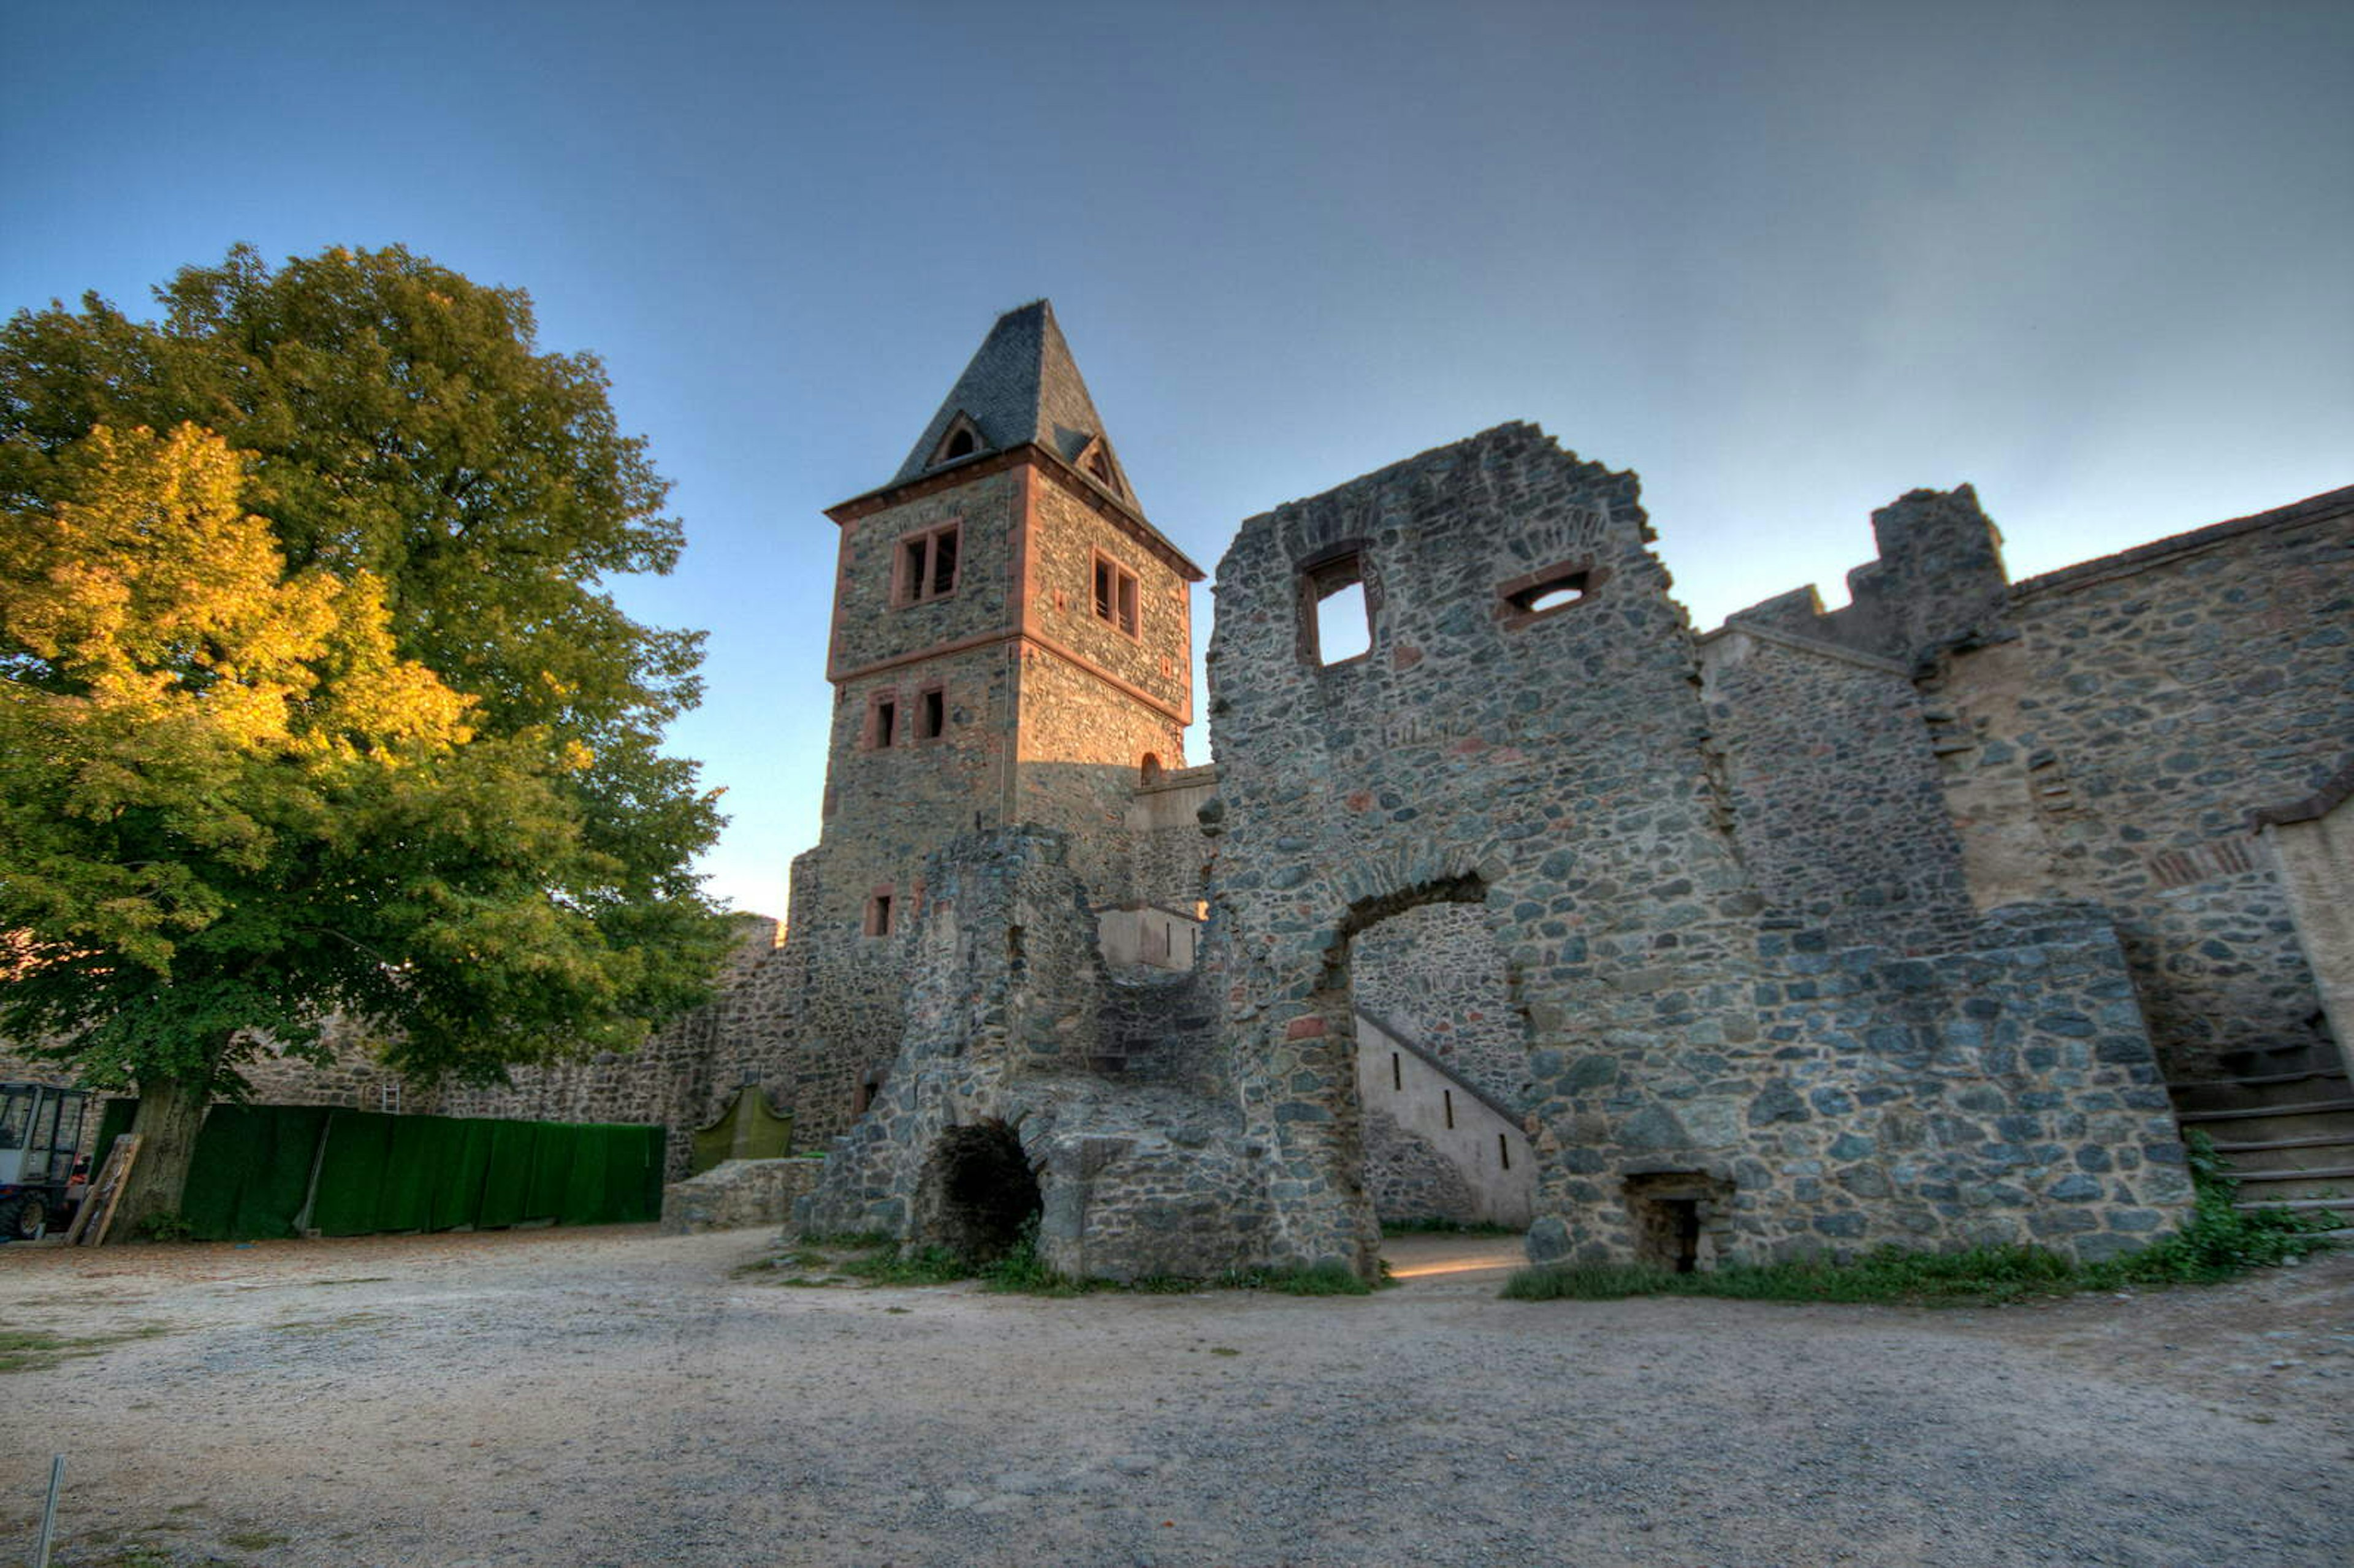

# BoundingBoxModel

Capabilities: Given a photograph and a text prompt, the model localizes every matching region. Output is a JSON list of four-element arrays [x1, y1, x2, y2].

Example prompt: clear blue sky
[[6, 1, 2348, 917]]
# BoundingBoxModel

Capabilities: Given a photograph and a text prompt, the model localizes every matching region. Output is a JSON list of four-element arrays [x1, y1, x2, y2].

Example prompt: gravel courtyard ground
[[1, 1225, 2348, 1567]]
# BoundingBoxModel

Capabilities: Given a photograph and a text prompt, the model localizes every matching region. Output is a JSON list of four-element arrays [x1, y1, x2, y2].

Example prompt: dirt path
[[2, 1227, 2347, 1567]]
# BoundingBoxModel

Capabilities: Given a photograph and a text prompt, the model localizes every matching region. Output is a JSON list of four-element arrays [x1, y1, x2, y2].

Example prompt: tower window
[[864, 891, 895, 937], [1092, 552, 1140, 638], [944, 428, 977, 460], [867, 691, 899, 749], [916, 685, 947, 741], [896, 523, 961, 605]]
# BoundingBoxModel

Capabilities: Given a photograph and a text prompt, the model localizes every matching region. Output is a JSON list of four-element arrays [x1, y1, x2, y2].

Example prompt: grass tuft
[[1502, 1133, 2341, 1306], [1211, 1260, 1374, 1296], [1, 1323, 171, 1374], [1380, 1217, 1522, 1238]]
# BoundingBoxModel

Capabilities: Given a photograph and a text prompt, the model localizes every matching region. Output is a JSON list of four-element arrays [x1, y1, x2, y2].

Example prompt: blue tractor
[[0, 1081, 94, 1241]]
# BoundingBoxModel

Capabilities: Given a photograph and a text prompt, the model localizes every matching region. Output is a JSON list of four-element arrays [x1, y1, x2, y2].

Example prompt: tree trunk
[[103, 1073, 214, 1243]]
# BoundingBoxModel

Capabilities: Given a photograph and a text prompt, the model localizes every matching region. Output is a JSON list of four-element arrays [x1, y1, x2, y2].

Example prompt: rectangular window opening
[[872, 696, 898, 748], [1498, 1133, 1510, 1171], [1390, 1052, 1402, 1092], [1442, 1088, 1455, 1130], [864, 893, 894, 937], [930, 530, 958, 596], [897, 523, 961, 605], [917, 687, 945, 740], [1306, 555, 1372, 665], [1093, 553, 1140, 637]]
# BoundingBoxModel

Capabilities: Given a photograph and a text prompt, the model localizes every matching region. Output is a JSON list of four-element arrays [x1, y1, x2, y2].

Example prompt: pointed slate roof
[[890, 300, 1139, 504]]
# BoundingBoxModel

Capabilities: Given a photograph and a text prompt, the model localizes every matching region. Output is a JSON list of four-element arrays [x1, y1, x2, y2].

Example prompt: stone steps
[[2234, 1195, 2354, 1217], [2175, 1098, 2354, 1124], [2169, 1048, 2354, 1214], [1093, 969, 1217, 1084], [2171, 1068, 2350, 1113]]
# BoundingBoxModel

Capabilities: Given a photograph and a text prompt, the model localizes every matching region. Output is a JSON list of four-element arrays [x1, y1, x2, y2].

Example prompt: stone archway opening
[[1319, 875, 1538, 1236], [911, 1121, 1042, 1264]]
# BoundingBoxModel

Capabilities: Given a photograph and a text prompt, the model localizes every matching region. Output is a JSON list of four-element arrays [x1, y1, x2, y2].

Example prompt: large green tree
[[0, 248, 731, 1234]]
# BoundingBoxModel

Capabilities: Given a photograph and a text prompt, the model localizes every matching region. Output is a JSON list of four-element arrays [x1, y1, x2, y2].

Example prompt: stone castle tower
[[782, 302, 1205, 1139]]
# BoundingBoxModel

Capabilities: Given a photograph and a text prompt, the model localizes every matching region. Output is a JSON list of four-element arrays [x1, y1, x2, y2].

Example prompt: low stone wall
[[1528, 908, 2198, 1267], [660, 1158, 825, 1236]]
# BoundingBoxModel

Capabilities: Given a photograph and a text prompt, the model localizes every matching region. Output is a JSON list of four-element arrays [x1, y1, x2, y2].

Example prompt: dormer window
[[1076, 435, 1124, 498], [928, 413, 985, 470]]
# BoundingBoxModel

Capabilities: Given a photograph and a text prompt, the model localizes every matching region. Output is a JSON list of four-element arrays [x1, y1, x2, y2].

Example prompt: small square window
[[896, 523, 961, 606], [1092, 552, 1140, 638]]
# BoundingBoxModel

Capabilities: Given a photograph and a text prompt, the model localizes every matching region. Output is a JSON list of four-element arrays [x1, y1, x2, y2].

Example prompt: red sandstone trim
[[1008, 463, 1035, 636], [831, 629, 1189, 725]]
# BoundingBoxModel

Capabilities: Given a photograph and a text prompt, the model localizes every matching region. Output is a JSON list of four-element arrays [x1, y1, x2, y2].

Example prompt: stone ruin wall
[[1202, 422, 2194, 1270], [797, 827, 1273, 1281], [1734, 483, 2353, 1080], [1699, 625, 1979, 955], [1929, 493, 2352, 1078]]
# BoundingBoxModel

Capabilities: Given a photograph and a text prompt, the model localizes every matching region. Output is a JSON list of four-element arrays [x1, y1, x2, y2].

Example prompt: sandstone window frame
[[1092, 549, 1141, 639], [1297, 540, 1379, 668], [863, 888, 896, 938], [913, 682, 948, 743], [1495, 559, 1609, 630], [894, 520, 963, 607], [864, 688, 902, 750]]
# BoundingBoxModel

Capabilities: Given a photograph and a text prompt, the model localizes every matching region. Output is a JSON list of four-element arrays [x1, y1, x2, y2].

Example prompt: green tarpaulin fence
[[91, 1102, 662, 1241]]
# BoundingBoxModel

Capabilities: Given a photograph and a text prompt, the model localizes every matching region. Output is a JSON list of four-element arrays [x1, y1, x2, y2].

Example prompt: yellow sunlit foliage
[[0, 424, 480, 970], [1, 423, 473, 756]]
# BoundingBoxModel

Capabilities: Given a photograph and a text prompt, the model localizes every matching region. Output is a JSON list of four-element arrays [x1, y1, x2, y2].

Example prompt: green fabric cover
[[311, 1111, 394, 1236], [178, 1104, 262, 1241], [690, 1088, 793, 1174], [234, 1105, 329, 1239], [104, 1101, 666, 1240], [376, 1115, 436, 1232], [430, 1118, 496, 1231], [525, 1126, 575, 1222], [91, 1098, 137, 1184], [477, 1121, 536, 1230]]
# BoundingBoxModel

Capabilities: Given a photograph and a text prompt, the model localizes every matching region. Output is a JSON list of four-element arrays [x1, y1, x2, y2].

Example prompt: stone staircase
[[1093, 965, 1219, 1086], [2169, 1040, 2354, 1218]]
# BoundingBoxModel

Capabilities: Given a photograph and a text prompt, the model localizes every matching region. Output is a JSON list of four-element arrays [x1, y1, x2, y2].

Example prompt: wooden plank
[[62, 1133, 140, 1247]]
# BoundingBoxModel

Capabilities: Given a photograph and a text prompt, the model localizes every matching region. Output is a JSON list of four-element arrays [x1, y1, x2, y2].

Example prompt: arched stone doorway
[[1304, 873, 1539, 1251], [910, 1121, 1042, 1263]]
